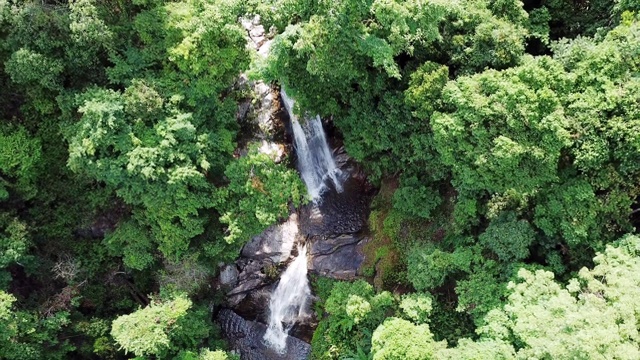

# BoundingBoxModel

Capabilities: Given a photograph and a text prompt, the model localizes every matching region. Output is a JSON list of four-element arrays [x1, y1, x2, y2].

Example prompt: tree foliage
[[255, 0, 532, 182], [0, 291, 73, 360], [475, 234, 640, 359], [479, 212, 535, 263], [0, 0, 276, 358], [433, 56, 571, 196], [356, 235, 640, 359], [215, 147, 305, 254], [312, 280, 395, 359], [1, 0, 639, 359], [0, 125, 41, 200], [111, 295, 194, 357], [68, 85, 219, 259], [371, 318, 445, 360]]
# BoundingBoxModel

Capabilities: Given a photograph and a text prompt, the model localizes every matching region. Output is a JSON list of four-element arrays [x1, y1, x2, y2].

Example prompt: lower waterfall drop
[[263, 245, 311, 353]]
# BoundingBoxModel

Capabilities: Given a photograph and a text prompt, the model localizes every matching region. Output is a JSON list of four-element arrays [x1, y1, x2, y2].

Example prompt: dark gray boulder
[[219, 264, 240, 288], [297, 168, 373, 237], [225, 259, 270, 308], [308, 234, 371, 280]]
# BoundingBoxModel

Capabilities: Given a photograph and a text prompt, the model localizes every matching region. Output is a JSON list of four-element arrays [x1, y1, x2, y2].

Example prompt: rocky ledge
[[218, 309, 311, 360]]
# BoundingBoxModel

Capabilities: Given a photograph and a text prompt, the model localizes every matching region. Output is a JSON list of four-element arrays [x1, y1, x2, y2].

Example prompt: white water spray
[[263, 245, 311, 353], [281, 89, 342, 201]]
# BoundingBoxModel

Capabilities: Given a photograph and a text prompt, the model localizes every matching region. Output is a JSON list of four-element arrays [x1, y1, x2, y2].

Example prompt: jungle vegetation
[[0, 0, 639, 359]]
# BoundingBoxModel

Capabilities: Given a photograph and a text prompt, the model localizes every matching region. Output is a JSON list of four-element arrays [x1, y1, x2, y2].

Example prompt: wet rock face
[[218, 15, 379, 358], [242, 213, 299, 263], [309, 233, 371, 280], [225, 258, 270, 309], [218, 309, 311, 360], [298, 176, 371, 236], [224, 213, 302, 322], [298, 166, 374, 280], [224, 216, 304, 322], [234, 15, 284, 163], [219, 264, 239, 287], [230, 283, 274, 323]]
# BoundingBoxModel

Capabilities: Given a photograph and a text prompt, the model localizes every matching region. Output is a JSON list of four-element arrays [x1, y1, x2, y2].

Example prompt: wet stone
[[232, 283, 274, 323], [219, 265, 239, 287], [298, 175, 372, 236], [225, 259, 268, 308], [308, 234, 370, 280], [237, 101, 251, 122], [309, 234, 362, 256], [241, 213, 299, 263], [218, 309, 311, 360]]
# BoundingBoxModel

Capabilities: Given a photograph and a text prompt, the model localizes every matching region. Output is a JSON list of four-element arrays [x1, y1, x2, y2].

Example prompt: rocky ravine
[[216, 16, 375, 360]]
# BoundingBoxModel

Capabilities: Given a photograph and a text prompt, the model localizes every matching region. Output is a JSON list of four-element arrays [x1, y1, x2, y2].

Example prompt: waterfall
[[263, 245, 311, 353], [281, 89, 342, 201], [262, 88, 339, 353]]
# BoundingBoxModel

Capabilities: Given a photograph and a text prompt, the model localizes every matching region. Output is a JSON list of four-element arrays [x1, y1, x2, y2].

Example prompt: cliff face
[[218, 309, 311, 360]]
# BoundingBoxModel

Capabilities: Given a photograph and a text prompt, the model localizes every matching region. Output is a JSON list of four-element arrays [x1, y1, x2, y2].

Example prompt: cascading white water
[[281, 89, 342, 201], [262, 89, 340, 352], [263, 245, 311, 353]]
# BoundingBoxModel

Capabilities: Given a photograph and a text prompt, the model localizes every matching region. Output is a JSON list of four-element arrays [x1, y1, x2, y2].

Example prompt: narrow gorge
[[216, 86, 374, 358], [214, 17, 374, 359]]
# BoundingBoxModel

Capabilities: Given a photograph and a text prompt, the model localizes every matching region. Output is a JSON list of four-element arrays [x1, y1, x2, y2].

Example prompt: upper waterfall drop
[[281, 89, 343, 202]]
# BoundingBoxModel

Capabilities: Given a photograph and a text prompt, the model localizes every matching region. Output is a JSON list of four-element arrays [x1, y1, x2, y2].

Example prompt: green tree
[[0, 125, 41, 200], [1, 0, 113, 116], [4, 48, 63, 92], [399, 293, 433, 324], [432, 14, 640, 251], [542, 0, 630, 39], [533, 180, 601, 246], [477, 234, 640, 359], [432, 56, 572, 197], [407, 245, 475, 291], [174, 348, 240, 360], [214, 147, 305, 257], [103, 219, 156, 271], [111, 294, 210, 358], [371, 318, 445, 360], [312, 280, 395, 359], [256, 0, 531, 183], [0, 217, 30, 269], [552, 15, 640, 233], [369, 235, 640, 359], [68, 86, 217, 260], [392, 175, 442, 219], [108, 0, 249, 107], [0, 291, 73, 360], [437, 338, 515, 360], [479, 212, 535, 263], [454, 261, 508, 325]]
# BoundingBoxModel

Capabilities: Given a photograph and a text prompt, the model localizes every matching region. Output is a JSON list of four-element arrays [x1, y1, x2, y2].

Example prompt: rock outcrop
[[218, 309, 311, 360], [242, 213, 299, 263], [223, 212, 302, 321], [234, 15, 284, 163], [300, 170, 374, 280], [309, 233, 371, 280], [220, 15, 297, 322]]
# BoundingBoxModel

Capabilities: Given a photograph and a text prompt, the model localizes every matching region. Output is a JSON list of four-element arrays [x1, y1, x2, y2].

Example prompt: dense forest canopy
[[0, 0, 639, 359]]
